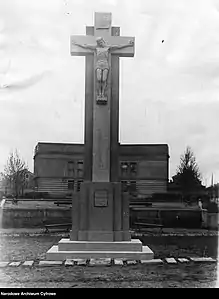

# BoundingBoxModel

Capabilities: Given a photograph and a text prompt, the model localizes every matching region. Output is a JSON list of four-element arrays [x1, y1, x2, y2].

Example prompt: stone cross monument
[[47, 12, 153, 261]]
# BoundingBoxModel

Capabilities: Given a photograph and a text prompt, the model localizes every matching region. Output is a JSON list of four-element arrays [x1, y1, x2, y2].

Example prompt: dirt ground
[[0, 231, 218, 288], [0, 262, 218, 288], [0, 233, 218, 261]]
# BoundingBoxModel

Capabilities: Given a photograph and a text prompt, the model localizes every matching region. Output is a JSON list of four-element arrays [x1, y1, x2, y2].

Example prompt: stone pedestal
[[70, 182, 130, 242], [46, 182, 154, 261], [46, 239, 154, 261]]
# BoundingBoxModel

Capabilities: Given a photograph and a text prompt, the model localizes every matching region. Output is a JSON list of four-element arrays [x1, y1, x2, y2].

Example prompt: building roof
[[34, 142, 169, 157]]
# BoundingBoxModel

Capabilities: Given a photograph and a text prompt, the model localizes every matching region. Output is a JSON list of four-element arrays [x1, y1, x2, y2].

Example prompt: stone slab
[[46, 245, 154, 261], [0, 262, 9, 268], [38, 261, 63, 267], [64, 259, 75, 266], [126, 260, 137, 265], [140, 259, 163, 264], [113, 259, 123, 265], [178, 258, 189, 263], [89, 258, 112, 266], [190, 257, 217, 263], [165, 258, 177, 264], [9, 262, 21, 267], [22, 261, 34, 267], [74, 259, 87, 266], [58, 238, 142, 252]]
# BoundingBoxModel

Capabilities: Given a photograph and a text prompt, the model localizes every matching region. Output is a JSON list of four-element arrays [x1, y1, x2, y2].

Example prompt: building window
[[68, 180, 74, 190], [120, 161, 138, 178], [121, 162, 129, 177], [77, 161, 84, 178], [121, 180, 129, 192], [76, 180, 83, 192], [130, 162, 137, 175], [68, 161, 74, 177], [129, 181, 137, 194]]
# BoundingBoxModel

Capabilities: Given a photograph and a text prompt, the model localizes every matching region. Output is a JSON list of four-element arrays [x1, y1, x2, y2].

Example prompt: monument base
[[70, 230, 131, 242], [46, 238, 154, 261], [70, 182, 132, 242]]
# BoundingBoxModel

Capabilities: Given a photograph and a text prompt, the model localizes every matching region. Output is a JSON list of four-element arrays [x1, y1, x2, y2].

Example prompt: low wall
[[0, 206, 218, 229], [0, 208, 71, 228], [130, 208, 203, 228]]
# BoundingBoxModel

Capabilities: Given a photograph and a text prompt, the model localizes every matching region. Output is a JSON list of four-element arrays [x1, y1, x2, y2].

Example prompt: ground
[[0, 230, 218, 288], [0, 263, 218, 288]]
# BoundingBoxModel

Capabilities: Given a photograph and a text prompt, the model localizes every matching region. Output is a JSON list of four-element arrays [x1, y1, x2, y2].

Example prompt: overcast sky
[[0, 0, 219, 185]]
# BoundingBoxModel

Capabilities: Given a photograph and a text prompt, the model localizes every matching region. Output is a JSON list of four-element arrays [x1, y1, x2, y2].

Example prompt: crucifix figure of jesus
[[70, 12, 135, 106], [72, 37, 134, 100], [71, 12, 135, 182]]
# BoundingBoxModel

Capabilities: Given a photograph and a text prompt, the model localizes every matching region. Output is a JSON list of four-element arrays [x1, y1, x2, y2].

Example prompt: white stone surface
[[22, 261, 34, 267], [65, 259, 75, 266], [9, 261, 21, 267], [89, 258, 111, 266], [190, 257, 216, 262], [178, 258, 189, 263], [140, 259, 163, 264], [126, 260, 137, 265], [38, 261, 63, 266], [113, 259, 123, 265], [165, 258, 177, 264]]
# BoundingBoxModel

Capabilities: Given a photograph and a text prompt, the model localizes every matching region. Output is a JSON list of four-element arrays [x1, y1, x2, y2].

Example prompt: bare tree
[[1, 150, 28, 198]]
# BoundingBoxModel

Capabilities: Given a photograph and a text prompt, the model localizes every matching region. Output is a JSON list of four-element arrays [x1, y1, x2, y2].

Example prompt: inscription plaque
[[94, 190, 108, 207]]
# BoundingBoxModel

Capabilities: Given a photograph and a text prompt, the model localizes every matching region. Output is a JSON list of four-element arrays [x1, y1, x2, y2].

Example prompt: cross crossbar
[[70, 35, 135, 57]]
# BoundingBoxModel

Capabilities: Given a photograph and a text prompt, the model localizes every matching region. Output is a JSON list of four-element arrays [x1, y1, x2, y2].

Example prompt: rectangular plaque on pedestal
[[94, 190, 108, 207]]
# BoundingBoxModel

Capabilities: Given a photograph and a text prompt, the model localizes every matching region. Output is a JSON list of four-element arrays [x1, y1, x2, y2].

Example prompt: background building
[[34, 142, 169, 198]]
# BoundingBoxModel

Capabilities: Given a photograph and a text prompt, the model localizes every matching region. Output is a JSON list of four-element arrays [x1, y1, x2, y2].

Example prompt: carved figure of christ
[[71, 37, 134, 99], [70, 12, 135, 182]]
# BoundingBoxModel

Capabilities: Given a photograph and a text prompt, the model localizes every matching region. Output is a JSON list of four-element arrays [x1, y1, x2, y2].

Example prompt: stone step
[[46, 245, 154, 261], [58, 238, 142, 252]]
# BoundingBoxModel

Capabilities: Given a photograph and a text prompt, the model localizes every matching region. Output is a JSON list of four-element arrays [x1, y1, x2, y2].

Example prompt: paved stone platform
[[46, 238, 154, 261]]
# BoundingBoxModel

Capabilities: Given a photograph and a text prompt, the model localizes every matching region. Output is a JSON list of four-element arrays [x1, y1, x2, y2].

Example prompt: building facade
[[34, 142, 169, 198]]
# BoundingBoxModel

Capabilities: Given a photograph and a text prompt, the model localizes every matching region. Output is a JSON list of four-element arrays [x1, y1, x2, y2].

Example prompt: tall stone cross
[[70, 12, 135, 183], [47, 11, 153, 253]]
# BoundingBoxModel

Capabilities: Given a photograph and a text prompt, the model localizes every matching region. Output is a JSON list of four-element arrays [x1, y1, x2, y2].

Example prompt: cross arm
[[70, 35, 96, 56], [107, 36, 135, 57]]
